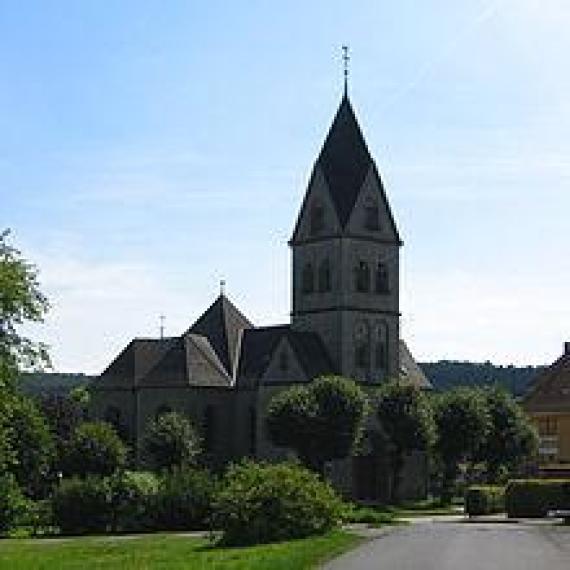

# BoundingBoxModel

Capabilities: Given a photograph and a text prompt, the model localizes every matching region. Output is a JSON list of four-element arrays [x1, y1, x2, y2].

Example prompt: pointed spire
[[317, 92, 373, 227]]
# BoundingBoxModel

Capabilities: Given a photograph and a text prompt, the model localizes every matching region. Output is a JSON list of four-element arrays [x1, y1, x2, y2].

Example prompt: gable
[[524, 355, 570, 413], [260, 336, 309, 384], [290, 165, 341, 244], [345, 165, 401, 243]]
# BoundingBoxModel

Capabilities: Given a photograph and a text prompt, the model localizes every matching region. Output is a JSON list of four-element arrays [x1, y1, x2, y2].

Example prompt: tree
[[433, 388, 490, 502], [266, 376, 368, 474], [5, 393, 54, 497], [141, 411, 201, 471], [0, 229, 50, 388], [476, 387, 538, 482], [62, 421, 127, 477], [375, 381, 435, 502]]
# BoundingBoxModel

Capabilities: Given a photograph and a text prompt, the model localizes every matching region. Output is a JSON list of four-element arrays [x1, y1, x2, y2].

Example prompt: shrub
[[505, 479, 570, 518], [465, 486, 505, 517], [150, 467, 216, 530], [142, 412, 201, 471], [0, 474, 27, 534], [62, 422, 127, 477], [51, 476, 112, 534], [109, 471, 159, 532], [211, 461, 343, 546], [341, 503, 397, 526]]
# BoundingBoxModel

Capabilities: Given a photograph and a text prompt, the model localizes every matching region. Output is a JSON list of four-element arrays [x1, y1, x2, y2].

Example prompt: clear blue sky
[[1, 0, 569, 372]]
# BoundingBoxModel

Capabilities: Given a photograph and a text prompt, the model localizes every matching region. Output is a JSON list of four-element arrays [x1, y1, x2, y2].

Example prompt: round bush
[[62, 422, 127, 477], [150, 467, 216, 530], [211, 461, 343, 546], [51, 476, 112, 534]]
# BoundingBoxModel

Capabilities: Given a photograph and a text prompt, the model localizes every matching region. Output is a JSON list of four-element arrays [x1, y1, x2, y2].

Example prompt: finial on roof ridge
[[342, 45, 350, 97]]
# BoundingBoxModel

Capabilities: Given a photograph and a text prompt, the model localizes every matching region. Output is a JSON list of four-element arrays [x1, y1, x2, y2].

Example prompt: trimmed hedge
[[505, 479, 570, 518], [465, 486, 504, 517], [211, 461, 343, 546]]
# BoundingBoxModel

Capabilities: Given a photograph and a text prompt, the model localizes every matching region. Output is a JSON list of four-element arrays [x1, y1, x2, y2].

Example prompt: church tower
[[290, 92, 402, 383]]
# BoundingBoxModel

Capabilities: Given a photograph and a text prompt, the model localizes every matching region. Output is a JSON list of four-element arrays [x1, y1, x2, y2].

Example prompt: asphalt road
[[325, 522, 570, 570]]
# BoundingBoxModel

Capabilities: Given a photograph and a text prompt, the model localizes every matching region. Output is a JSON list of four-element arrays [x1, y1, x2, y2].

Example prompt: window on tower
[[364, 198, 380, 231], [310, 203, 325, 235], [354, 321, 370, 369], [302, 263, 315, 294], [375, 263, 389, 294], [318, 258, 331, 292], [354, 261, 370, 292]]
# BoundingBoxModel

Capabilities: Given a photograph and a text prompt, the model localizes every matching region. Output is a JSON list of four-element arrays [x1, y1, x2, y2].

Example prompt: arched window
[[374, 322, 388, 371], [318, 258, 331, 292], [354, 261, 370, 292], [354, 321, 370, 369], [302, 263, 315, 294], [248, 407, 257, 456], [310, 203, 325, 235], [375, 263, 389, 294], [104, 406, 121, 430], [364, 199, 380, 231], [203, 405, 216, 453]]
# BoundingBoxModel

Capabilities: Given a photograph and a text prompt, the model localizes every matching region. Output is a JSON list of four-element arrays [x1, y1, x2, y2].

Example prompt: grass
[[0, 530, 363, 570]]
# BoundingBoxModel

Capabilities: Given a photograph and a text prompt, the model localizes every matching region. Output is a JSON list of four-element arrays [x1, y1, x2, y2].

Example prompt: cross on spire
[[342, 45, 350, 95], [220, 279, 226, 296], [159, 314, 165, 340]]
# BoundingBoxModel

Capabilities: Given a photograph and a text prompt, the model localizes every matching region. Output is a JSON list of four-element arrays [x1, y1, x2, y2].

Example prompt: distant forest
[[420, 361, 544, 397], [20, 361, 545, 398]]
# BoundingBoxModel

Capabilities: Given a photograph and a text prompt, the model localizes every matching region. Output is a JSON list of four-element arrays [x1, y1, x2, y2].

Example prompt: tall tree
[[434, 388, 490, 502], [476, 386, 538, 482], [141, 411, 201, 471], [266, 376, 368, 475], [375, 381, 435, 503], [0, 229, 50, 388]]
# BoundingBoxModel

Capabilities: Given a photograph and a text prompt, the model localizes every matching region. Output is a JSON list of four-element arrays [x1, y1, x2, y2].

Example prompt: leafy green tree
[[141, 411, 201, 471], [6, 393, 54, 497], [0, 229, 50, 388], [266, 376, 368, 474], [62, 421, 127, 477], [434, 388, 490, 502], [375, 381, 435, 502], [476, 387, 538, 482]]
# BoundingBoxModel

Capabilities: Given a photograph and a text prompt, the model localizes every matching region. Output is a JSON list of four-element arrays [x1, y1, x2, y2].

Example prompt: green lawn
[[0, 531, 363, 570]]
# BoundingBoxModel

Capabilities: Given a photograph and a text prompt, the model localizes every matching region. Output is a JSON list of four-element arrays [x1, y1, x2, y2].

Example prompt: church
[[90, 86, 431, 502]]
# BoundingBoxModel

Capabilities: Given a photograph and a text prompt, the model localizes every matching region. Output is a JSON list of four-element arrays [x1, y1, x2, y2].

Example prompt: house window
[[364, 199, 380, 231], [539, 417, 558, 436], [375, 263, 389, 294], [318, 259, 331, 292], [203, 405, 216, 453], [302, 263, 314, 294], [354, 261, 370, 292], [310, 203, 325, 235], [279, 350, 289, 372]]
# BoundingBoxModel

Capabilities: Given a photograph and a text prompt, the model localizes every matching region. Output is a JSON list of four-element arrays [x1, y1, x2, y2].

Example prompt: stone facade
[[90, 91, 431, 502]]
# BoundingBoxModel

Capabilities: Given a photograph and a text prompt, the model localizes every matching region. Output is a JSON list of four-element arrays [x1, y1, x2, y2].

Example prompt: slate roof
[[523, 347, 570, 413], [187, 294, 253, 377], [399, 340, 432, 390], [98, 337, 177, 387], [317, 93, 373, 228], [236, 325, 334, 384]]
